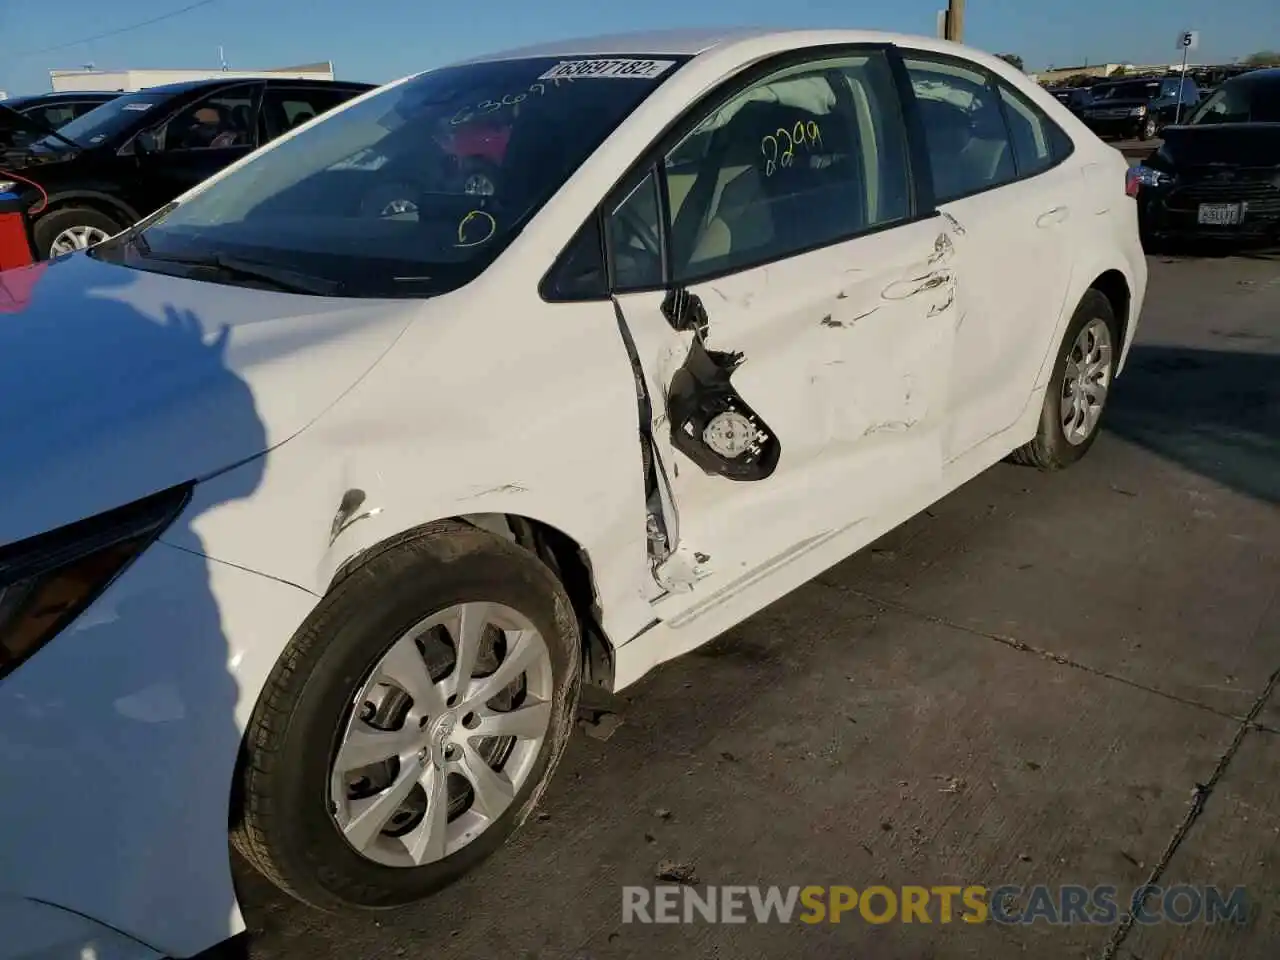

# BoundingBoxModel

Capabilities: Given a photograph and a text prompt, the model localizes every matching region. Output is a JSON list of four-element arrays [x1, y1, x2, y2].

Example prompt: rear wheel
[[1010, 290, 1118, 471], [232, 520, 582, 911], [33, 206, 123, 259]]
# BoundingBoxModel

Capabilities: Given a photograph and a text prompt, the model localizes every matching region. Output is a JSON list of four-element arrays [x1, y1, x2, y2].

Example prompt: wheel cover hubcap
[[328, 601, 554, 868], [1060, 317, 1113, 446], [49, 224, 110, 256]]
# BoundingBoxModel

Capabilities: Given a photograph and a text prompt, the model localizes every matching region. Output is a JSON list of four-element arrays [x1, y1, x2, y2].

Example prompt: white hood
[[0, 253, 415, 546]]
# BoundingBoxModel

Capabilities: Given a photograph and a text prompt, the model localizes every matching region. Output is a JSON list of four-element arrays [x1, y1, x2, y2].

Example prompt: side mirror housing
[[134, 129, 160, 155]]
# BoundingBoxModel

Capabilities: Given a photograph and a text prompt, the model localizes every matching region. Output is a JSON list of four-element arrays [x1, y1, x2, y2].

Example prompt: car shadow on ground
[[1145, 239, 1280, 262], [1107, 344, 1279, 505]]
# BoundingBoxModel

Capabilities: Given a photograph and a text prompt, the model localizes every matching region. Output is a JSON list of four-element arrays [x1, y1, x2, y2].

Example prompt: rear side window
[[997, 83, 1071, 176], [260, 86, 354, 141], [903, 56, 1016, 203]]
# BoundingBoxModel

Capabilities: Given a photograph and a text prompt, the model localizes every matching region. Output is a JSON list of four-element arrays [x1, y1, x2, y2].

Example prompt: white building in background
[[48, 61, 336, 92]]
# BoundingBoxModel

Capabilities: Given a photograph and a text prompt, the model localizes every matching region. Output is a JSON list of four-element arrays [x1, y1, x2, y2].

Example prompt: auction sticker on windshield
[[537, 58, 676, 80]]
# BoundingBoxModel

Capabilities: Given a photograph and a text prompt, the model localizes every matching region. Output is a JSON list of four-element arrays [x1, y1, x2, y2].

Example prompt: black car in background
[[0, 91, 120, 151], [0, 76, 373, 259], [1130, 68, 1280, 246], [1080, 75, 1201, 141], [1045, 86, 1093, 117]]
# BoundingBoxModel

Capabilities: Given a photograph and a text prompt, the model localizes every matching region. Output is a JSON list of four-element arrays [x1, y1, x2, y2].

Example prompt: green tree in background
[[1242, 50, 1280, 66]]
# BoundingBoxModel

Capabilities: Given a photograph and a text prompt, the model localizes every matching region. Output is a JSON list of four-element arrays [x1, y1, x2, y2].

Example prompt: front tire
[[1141, 115, 1159, 141], [232, 520, 582, 911], [1010, 290, 1119, 471], [32, 206, 123, 259]]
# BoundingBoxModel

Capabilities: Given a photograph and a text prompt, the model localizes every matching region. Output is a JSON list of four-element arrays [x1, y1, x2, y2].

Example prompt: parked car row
[[1046, 75, 1202, 141], [0, 76, 372, 260]]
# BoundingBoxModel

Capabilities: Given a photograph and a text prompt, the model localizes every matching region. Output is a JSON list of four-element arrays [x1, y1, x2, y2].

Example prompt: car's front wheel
[[33, 206, 123, 259], [232, 520, 582, 911], [1010, 289, 1119, 471], [1141, 115, 1159, 141]]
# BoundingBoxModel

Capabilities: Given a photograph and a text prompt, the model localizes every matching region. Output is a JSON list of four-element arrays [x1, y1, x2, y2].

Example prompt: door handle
[[1036, 206, 1069, 228]]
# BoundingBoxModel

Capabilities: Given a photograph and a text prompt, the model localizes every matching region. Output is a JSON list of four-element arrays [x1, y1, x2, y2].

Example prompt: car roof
[[4, 90, 118, 107], [121, 77, 373, 97], [1229, 66, 1280, 85], [453, 27, 986, 65]]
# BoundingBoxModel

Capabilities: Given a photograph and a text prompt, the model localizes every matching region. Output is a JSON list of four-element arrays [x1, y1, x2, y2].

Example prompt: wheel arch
[[39, 190, 140, 228], [327, 511, 616, 693], [1088, 268, 1132, 352]]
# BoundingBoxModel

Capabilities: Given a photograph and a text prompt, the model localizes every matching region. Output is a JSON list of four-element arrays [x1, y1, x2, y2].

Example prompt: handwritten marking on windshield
[[456, 210, 497, 247], [761, 121, 823, 177], [450, 78, 575, 126]]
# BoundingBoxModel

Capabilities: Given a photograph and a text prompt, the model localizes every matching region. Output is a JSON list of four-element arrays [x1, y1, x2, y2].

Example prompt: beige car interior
[[665, 59, 896, 272]]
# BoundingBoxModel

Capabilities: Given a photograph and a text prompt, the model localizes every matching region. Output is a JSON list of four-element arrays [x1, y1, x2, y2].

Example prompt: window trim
[[540, 41, 934, 301], [893, 47, 1076, 206]]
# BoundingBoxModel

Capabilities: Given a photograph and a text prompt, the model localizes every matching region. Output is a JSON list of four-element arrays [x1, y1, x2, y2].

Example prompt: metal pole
[[1174, 42, 1188, 124], [946, 0, 965, 42]]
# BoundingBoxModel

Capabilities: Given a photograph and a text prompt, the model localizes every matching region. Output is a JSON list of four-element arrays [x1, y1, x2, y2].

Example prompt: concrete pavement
[[226, 251, 1280, 960]]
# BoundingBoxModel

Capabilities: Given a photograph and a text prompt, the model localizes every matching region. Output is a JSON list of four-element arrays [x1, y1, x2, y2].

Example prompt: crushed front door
[[612, 214, 962, 618]]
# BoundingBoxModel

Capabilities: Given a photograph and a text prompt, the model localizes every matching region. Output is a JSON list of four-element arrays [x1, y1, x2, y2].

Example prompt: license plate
[[1197, 203, 1242, 226]]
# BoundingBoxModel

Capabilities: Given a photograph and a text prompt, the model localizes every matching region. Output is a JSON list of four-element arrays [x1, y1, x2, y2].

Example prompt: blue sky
[[1, 0, 1276, 95]]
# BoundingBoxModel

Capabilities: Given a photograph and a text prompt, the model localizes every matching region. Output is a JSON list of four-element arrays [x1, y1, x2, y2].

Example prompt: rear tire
[[32, 206, 123, 260], [232, 520, 582, 912], [1009, 290, 1119, 471]]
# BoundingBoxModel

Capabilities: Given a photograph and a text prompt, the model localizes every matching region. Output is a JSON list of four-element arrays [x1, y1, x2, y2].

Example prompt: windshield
[[1094, 81, 1160, 101], [1188, 80, 1280, 124], [42, 90, 167, 149], [111, 55, 686, 298]]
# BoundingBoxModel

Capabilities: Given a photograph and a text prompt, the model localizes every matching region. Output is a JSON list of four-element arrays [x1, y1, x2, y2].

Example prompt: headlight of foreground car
[[0, 483, 192, 681], [0, 180, 17, 194], [1131, 105, 1148, 116]]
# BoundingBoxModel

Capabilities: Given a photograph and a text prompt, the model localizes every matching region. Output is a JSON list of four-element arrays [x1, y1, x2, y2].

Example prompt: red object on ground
[[0, 212, 34, 271]]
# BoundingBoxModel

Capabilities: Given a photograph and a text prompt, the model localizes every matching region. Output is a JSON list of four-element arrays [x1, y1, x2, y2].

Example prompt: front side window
[[904, 56, 1016, 203], [109, 56, 687, 298], [152, 87, 260, 151], [613, 50, 911, 286]]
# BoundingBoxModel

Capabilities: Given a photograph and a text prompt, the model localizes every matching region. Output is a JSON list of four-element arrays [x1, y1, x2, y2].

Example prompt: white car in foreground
[[0, 27, 1144, 960]]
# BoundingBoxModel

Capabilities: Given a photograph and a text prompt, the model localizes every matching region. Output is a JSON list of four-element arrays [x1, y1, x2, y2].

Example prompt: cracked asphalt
[[225, 249, 1280, 960]]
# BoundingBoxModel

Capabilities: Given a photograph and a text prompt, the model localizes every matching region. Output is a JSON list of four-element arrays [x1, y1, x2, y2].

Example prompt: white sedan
[[0, 27, 1144, 960]]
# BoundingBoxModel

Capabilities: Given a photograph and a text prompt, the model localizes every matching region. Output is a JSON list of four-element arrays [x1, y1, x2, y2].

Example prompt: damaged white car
[[0, 27, 1145, 960]]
